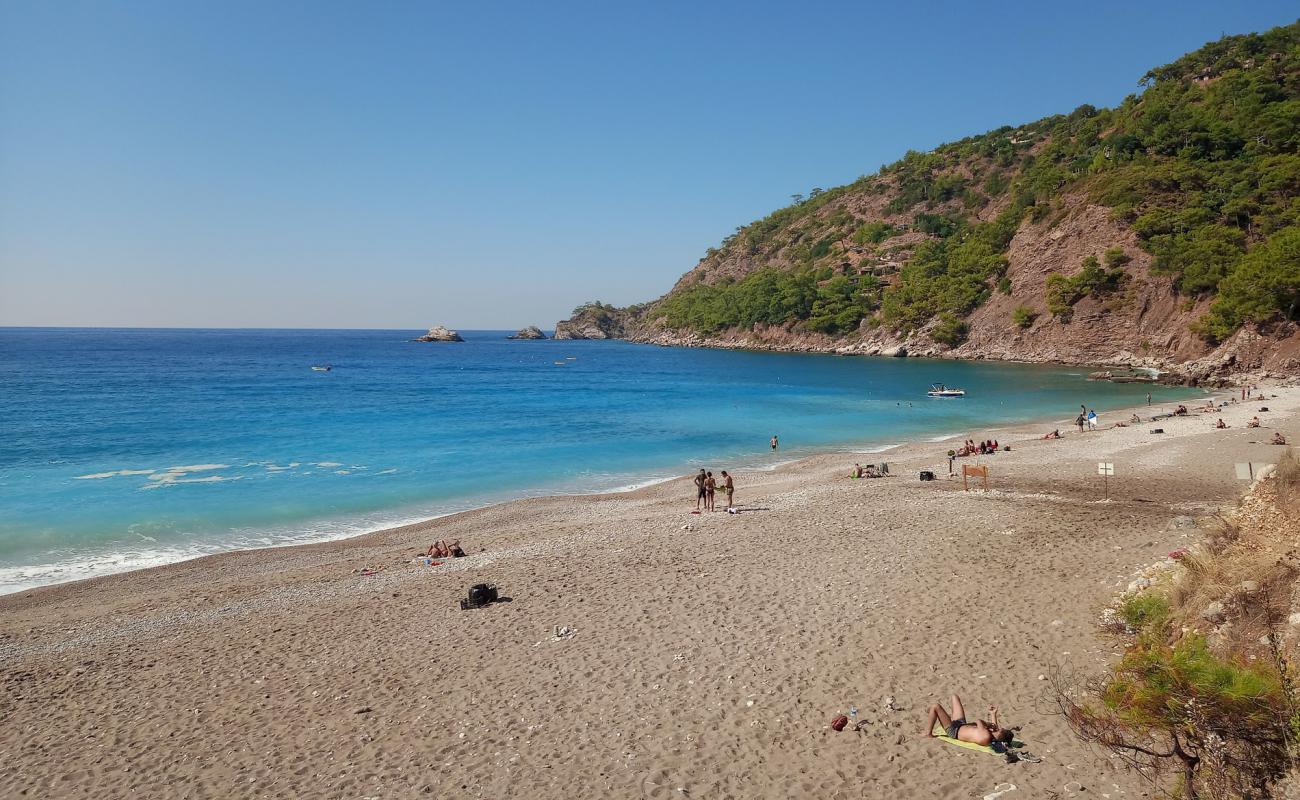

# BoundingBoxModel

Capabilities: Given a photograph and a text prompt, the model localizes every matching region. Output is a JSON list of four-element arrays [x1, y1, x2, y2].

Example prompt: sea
[[0, 328, 1201, 594]]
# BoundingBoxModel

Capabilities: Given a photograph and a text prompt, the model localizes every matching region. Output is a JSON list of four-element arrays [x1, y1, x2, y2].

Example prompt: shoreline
[[1, 385, 1211, 599], [3, 382, 1296, 798]]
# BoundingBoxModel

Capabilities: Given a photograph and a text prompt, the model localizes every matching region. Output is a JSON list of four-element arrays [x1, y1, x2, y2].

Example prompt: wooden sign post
[[962, 464, 988, 492], [1098, 462, 1115, 498]]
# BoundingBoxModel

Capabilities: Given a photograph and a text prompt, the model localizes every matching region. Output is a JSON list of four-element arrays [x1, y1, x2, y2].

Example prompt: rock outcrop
[[553, 304, 628, 340], [507, 326, 547, 340], [414, 325, 464, 342]]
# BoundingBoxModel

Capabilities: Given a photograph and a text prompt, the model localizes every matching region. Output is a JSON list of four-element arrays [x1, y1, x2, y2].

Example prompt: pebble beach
[[3, 385, 1297, 799]]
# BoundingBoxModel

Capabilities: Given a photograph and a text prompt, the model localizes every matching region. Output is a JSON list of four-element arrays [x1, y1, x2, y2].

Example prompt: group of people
[[850, 462, 885, 479], [425, 539, 466, 559], [693, 468, 735, 512], [1075, 405, 1099, 432], [956, 438, 999, 457]]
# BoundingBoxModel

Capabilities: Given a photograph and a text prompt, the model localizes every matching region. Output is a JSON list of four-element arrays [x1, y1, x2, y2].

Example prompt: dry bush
[[1168, 516, 1298, 659]]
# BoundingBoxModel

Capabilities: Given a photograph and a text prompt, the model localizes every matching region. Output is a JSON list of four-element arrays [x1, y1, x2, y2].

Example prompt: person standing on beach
[[1147, 392, 1152, 405], [704, 471, 717, 511], [1076, 412, 1086, 434], [693, 469, 707, 510], [770, 435, 779, 452], [721, 470, 734, 510], [1087, 409, 1098, 430]]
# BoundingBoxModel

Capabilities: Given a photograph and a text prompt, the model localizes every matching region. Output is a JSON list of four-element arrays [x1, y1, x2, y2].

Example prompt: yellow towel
[[931, 725, 1019, 755]]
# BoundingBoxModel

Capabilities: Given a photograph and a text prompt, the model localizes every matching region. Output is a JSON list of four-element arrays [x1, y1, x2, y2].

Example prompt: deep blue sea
[[0, 328, 1200, 593]]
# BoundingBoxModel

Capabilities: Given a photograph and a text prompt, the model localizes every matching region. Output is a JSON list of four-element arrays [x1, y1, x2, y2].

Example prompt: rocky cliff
[[553, 303, 632, 340], [555, 22, 1300, 383]]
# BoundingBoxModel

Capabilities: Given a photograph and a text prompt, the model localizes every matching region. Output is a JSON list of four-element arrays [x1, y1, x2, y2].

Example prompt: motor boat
[[927, 383, 965, 398], [311, 365, 332, 372]]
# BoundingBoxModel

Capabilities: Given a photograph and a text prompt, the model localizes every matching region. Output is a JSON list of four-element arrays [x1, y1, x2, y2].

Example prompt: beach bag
[[462, 583, 499, 609], [919, 470, 935, 481]]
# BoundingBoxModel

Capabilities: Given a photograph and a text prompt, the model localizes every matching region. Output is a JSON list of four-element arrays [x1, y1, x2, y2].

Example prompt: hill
[[557, 21, 1300, 381]]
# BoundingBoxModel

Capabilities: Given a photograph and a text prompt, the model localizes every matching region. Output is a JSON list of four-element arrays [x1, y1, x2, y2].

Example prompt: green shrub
[[1046, 255, 1130, 319], [931, 314, 969, 346], [1012, 305, 1037, 328], [852, 221, 897, 244], [1059, 632, 1291, 800], [1118, 591, 1170, 633]]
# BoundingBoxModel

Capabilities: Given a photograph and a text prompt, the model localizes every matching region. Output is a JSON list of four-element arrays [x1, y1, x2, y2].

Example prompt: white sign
[[1235, 463, 1263, 480], [1097, 462, 1115, 476]]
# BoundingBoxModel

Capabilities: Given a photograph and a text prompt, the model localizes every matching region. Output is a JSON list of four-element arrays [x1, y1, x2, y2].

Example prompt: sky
[[1, 1, 1295, 330]]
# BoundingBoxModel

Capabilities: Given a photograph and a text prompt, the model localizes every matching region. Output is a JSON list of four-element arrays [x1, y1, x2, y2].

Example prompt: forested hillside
[[560, 21, 1300, 377]]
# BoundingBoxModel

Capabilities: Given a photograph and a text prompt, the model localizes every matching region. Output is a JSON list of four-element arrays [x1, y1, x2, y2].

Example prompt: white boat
[[927, 383, 965, 398], [311, 365, 332, 372]]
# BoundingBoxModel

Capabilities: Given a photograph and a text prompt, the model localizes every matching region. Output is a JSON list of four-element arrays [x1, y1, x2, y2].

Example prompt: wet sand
[[3, 386, 1297, 799]]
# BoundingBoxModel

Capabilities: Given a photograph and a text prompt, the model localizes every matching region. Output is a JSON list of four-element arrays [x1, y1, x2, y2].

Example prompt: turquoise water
[[0, 328, 1199, 593]]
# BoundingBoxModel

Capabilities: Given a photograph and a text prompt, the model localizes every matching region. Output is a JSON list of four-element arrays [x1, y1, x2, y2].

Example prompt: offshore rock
[[508, 326, 547, 340], [414, 325, 464, 342]]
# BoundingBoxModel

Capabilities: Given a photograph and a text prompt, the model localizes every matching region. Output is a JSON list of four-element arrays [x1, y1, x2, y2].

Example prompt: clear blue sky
[[1, 1, 1295, 329]]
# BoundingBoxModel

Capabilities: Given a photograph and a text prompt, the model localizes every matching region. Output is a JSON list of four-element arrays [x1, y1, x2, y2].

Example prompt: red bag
[[830, 715, 848, 732]]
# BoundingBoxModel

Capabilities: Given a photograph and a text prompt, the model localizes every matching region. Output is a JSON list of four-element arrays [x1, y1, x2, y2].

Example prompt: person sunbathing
[[1274, 433, 1289, 445], [1130, 413, 1141, 424], [922, 694, 1014, 749], [1041, 429, 1061, 440], [1216, 418, 1228, 429], [426, 539, 466, 558], [1247, 416, 1262, 428], [1175, 405, 1189, 415], [850, 463, 863, 479]]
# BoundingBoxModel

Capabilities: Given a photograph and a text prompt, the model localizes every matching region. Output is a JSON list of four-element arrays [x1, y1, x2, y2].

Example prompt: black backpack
[[461, 583, 499, 610]]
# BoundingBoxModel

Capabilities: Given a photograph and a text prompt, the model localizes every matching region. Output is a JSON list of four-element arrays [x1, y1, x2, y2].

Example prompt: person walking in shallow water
[[770, 435, 779, 452]]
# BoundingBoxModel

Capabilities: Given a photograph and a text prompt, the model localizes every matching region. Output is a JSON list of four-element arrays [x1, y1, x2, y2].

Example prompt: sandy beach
[[3, 386, 1298, 799]]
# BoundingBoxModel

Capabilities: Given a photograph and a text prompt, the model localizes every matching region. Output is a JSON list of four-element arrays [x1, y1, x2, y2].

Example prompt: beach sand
[[3, 387, 1297, 799]]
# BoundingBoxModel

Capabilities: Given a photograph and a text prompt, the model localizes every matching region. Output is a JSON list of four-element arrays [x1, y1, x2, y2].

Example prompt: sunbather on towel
[[922, 694, 1014, 748]]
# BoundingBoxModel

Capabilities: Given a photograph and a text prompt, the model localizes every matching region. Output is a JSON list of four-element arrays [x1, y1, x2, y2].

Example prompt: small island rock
[[414, 325, 464, 342], [508, 326, 547, 340]]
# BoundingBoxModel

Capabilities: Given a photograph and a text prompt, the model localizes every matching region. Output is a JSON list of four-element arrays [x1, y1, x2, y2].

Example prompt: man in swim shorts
[[720, 470, 734, 510], [922, 694, 1013, 748], [770, 435, 778, 451], [694, 469, 707, 510]]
